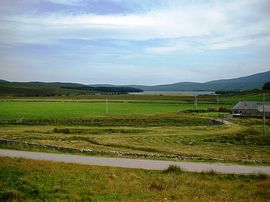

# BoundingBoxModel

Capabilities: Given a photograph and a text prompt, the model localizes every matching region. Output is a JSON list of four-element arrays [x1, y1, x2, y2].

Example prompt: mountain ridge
[[90, 71, 270, 91], [1, 70, 269, 92]]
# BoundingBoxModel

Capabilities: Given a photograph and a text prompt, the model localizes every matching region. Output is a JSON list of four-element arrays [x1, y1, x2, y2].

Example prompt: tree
[[263, 81, 270, 90]]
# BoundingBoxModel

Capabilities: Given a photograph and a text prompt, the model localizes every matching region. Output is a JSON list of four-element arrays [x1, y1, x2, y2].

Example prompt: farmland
[[0, 91, 268, 119], [0, 93, 269, 201], [0, 101, 226, 120], [0, 93, 269, 164]]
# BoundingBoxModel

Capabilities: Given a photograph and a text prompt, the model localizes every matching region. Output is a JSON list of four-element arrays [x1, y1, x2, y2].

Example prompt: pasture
[[0, 100, 228, 120], [0, 157, 269, 201], [0, 94, 269, 165], [0, 93, 269, 201]]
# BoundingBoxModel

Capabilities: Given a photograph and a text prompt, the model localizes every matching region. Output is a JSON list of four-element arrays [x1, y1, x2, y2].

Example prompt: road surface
[[1, 149, 270, 175]]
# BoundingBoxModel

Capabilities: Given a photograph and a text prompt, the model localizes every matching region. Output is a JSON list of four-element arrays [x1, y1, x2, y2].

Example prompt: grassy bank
[[0, 157, 269, 202]]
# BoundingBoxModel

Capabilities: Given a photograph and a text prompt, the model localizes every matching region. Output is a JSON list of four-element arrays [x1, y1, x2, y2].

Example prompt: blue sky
[[0, 0, 270, 85]]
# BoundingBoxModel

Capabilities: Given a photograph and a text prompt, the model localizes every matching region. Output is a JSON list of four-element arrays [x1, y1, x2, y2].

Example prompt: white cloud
[[0, 0, 270, 51], [145, 41, 190, 54], [43, 0, 84, 5], [209, 36, 270, 50]]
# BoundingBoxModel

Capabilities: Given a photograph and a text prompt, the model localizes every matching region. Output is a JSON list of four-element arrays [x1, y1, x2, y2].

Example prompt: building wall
[[233, 109, 270, 117]]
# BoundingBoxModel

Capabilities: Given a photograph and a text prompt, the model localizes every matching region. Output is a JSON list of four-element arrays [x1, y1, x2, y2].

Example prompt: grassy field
[[0, 101, 228, 119], [1, 157, 269, 202], [0, 92, 268, 120], [0, 94, 269, 201], [1, 122, 269, 164], [0, 95, 269, 165]]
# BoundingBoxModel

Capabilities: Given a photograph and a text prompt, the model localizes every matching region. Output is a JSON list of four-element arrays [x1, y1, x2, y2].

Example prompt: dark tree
[[263, 81, 270, 90]]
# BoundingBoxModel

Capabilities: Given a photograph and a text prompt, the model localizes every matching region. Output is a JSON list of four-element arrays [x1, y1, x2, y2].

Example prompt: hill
[[95, 71, 270, 91], [0, 82, 142, 96], [1, 70, 269, 96], [0, 79, 9, 83]]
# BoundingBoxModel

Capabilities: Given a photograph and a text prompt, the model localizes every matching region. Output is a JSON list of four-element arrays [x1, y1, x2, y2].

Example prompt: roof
[[233, 101, 270, 112]]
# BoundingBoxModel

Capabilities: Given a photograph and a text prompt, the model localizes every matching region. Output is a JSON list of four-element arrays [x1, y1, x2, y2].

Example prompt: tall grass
[[0, 157, 269, 202]]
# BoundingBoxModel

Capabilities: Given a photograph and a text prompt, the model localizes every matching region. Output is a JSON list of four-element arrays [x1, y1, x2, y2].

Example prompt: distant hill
[[0, 79, 9, 83], [93, 71, 270, 91], [1, 70, 269, 96], [0, 82, 142, 96]]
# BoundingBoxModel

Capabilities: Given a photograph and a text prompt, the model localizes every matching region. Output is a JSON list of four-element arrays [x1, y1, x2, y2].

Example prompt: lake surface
[[129, 91, 215, 95]]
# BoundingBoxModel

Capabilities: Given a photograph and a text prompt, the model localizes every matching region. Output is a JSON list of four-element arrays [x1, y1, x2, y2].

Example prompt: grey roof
[[233, 101, 270, 112]]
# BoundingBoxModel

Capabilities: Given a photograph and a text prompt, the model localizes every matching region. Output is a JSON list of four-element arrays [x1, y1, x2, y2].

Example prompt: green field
[[0, 93, 269, 201], [0, 95, 269, 164], [1, 157, 269, 202], [0, 91, 268, 121], [0, 101, 228, 119]]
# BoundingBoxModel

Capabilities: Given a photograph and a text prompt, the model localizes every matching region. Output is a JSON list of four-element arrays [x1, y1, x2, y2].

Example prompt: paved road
[[1, 149, 270, 175]]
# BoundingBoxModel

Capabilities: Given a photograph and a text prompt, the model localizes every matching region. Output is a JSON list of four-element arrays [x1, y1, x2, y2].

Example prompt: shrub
[[162, 165, 184, 174]]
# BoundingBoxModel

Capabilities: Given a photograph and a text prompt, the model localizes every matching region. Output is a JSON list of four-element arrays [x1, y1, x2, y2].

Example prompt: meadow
[[0, 157, 269, 201], [0, 93, 269, 201], [0, 91, 267, 121], [0, 100, 226, 120], [0, 93, 269, 164]]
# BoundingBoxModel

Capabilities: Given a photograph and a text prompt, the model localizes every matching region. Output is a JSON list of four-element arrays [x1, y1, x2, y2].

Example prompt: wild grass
[[0, 113, 212, 127], [162, 165, 184, 174], [1, 124, 269, 164], [0, 157, 269, 202]]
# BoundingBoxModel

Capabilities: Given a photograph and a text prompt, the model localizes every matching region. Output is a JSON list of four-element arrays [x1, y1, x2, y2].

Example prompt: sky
[[0, 0, 270, 85]]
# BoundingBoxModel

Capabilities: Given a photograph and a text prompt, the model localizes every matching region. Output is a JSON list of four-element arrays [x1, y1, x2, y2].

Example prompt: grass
[[162, 165, 184, 174], [0, 157, 269, 202], [0, 101, 228, 120], [1, 123, 269, 164], [6, 114, 210, 127], [0, 96, 269, 164], [0, 95, 269, 200]]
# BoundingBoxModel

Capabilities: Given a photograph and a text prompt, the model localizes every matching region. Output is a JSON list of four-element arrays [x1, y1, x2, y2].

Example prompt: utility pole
[[263, 93, 266, 136], [106, 96, 109, 115], [194, 95, 198, 110]]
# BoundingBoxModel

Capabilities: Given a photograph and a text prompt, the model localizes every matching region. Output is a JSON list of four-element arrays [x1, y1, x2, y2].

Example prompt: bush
[[162, 165, 184, 174], [263, 81, 270, 90]]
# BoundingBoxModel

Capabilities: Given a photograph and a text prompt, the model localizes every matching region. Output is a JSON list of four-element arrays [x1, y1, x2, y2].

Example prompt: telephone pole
[[263, 93, 266, 136], [194, 95, 198, 110], [106, 96, 109, 115]]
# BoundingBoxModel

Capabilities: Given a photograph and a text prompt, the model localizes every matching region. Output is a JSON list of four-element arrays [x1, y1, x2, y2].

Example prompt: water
[[129, 91, 215, 95]]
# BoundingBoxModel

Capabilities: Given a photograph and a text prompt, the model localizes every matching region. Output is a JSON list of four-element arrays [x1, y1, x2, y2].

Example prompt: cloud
[[1, 0, 270, 85], [1, 0, 269, 52], [145, 41, 191, 54], [209, 35, 270, 50], [42, 0, 84, 5]]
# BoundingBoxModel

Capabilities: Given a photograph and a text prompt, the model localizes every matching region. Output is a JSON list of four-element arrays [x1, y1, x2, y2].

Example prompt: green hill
[[0, 82, 142, 96]]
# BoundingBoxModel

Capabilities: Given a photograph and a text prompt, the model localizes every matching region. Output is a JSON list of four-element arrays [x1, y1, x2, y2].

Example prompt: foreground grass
[[0, 157, 269, 202]]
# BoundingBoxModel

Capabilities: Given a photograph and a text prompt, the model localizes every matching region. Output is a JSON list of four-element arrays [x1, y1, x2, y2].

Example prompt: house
[[232, 101, 270, 117]]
